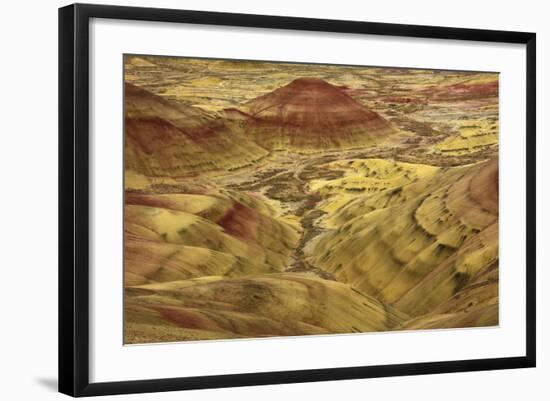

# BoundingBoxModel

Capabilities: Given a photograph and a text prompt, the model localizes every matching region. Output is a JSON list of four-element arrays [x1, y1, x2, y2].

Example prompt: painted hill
[[307, 158, 499, 328], [125, 273, 407, 343], [241, 77, 396, 150], [124, 187, 300, 286], [125, 83, 268, 176]]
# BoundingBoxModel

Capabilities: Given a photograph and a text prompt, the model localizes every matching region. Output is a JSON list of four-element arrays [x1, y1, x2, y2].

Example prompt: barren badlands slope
[[124, 56, 499, 343], [125, 83, 267, 177], [241, 77, 397, 150], [126, 274, 407, 342], [307, 158, 498, 328]]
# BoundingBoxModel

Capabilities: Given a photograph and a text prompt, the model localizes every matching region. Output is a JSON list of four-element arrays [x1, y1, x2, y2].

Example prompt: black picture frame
[[59, 3, 536, 397]]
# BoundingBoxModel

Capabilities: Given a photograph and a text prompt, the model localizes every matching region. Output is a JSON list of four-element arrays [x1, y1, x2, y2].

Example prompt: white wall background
[[0, 0, 546, 399]]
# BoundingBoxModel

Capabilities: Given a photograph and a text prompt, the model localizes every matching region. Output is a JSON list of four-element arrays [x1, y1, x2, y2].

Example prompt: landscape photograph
[[123, 55, 499, 344]]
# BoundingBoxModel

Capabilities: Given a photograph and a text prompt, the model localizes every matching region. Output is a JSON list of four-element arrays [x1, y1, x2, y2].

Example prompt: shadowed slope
[[125, 83, 268, 176], [242, 77, 396, 150]]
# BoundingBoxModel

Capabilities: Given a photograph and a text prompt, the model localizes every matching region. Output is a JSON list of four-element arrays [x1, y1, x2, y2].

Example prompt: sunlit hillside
[[307, 159, 498, 325], [126, 273, 407, 343]]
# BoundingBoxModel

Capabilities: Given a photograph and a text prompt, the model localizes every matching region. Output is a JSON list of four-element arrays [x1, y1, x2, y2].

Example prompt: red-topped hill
[[124, 83, 267, 176], [242, 77, 395, 150]]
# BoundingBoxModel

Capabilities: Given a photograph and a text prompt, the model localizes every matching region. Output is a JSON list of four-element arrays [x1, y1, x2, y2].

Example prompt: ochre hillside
[[307, 158, 499, 328], [125, 273, 407, 343], [241, 77, 396, 150], [125, 83, 268, 176], [125, 186, 300, 286]]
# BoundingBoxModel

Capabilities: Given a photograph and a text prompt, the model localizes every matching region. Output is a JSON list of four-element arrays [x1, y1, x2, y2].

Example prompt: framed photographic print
[[58, 3, 536, 397]]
